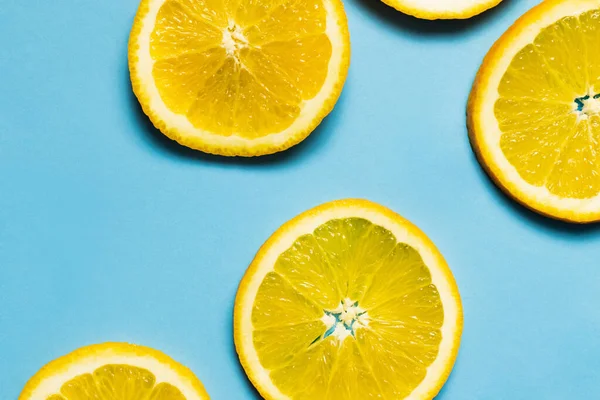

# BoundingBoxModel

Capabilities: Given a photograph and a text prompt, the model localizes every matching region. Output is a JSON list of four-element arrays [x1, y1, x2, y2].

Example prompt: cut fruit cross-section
[[129, 0, 350, 156], [18, 343, 210, 400], [379, 0, 504, 20], [469, 0, 600, 222], [234, 199, 463, 400]]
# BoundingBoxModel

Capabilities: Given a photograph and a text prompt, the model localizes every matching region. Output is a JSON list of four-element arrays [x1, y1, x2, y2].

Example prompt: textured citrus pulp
[[234, 199, 463, 399], [19, 343, 209, 400], [380, 0, 503, 20], [469, 0, 600, 223], [129, 0, 350, 156]]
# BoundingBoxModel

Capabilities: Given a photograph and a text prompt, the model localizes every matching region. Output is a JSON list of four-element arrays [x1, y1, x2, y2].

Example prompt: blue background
[[2, 0, 600, 398]]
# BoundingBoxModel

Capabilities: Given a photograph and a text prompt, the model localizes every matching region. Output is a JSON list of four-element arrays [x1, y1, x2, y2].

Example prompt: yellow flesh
[[150, 0, 332, 138], [495, 8, 600, 199], [45, 365, 185, 400], [252, 218, 444, 399]]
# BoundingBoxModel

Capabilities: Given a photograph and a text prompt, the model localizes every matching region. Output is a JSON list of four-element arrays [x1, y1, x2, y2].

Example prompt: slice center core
[[222, 21, 248, 60], [321, 298, 370, 342], [575, 93, 600, 118]]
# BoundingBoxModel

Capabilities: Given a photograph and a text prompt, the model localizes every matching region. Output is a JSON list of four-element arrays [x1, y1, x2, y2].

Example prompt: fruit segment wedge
[[469, 0, 600, 222], [129, 0, 350, 156], [234, 199, 463, 400]]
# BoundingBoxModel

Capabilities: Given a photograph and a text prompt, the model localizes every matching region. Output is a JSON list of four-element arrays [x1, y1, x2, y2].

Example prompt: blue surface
[[2, 0, 600, 398]]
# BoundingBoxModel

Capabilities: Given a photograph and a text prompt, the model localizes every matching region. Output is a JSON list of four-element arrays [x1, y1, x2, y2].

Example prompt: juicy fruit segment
[[251, 218, 444, 398], [149, 0, 332, 138], [495, 8, 600, 199], [46, 365, 185, 400]]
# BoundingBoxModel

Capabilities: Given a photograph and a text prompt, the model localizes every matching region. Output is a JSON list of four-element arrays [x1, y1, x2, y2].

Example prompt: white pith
[[580, 95, 600, 118], [237, 203, 461, 400], [131, 0, 347, 149], [474, 0, 600, 216], [24, 349, 206, 400], [222, 21, 248, 59], [321, 297, 370, 342]]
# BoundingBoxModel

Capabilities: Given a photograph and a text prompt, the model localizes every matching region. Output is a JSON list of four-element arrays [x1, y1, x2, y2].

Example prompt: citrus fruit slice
[[128, 0, 350, 157], [234, 199, 463, 399], [380, 0, 503, 20], [469, 0, 600, 223], [19, 343, 209, 400]]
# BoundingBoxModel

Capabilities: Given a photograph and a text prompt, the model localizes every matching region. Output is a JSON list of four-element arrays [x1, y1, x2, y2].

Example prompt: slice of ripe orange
[[19, 343, 209, 400], [469, 0, 600, 223], [380, 0, 503, 20], [234, 199, 463, 399], [129, 0, 350, 157]]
